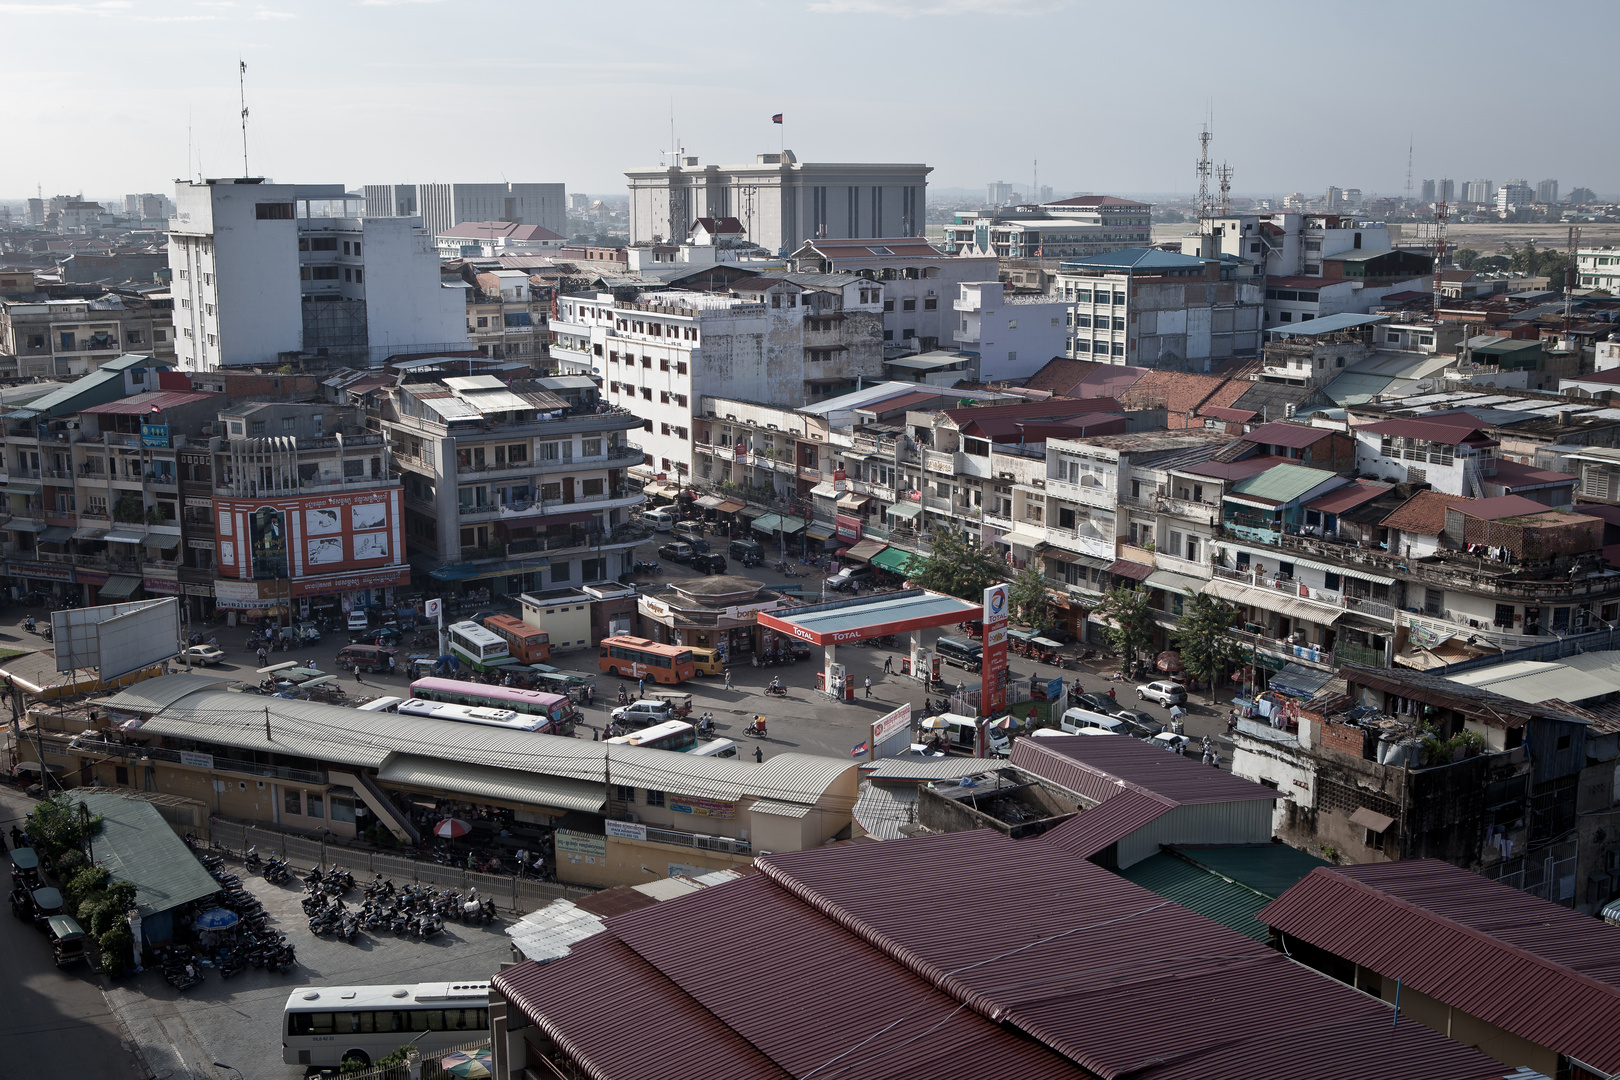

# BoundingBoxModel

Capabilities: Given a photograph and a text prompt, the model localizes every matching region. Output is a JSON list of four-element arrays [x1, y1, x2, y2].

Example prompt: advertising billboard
[[981, 584, 1010, 719], [52, 597, 181, 679], [869, 703, 913, 761], [248, 506, 288, 578]]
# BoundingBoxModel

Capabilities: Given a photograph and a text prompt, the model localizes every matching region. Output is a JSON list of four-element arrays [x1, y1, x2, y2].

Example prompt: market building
[[633, 575, 797, 664]]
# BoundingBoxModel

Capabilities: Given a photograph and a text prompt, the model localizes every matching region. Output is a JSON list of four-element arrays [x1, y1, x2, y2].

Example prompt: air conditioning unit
[[1031, 479, 1045, 488], [998, 472, 1014, 480], [726, 414, 736, 421]]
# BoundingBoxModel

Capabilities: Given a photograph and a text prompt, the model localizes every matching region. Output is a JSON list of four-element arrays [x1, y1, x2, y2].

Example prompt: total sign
[[981, 584, 1010, 718]]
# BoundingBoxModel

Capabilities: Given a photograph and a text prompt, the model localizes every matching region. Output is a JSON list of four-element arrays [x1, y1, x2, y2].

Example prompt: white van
[[690, 738, 739, 759], [933, 712, 1011, 757], [641, 508, 676, 532], [1032, 726, 1114, 738], [1060, 707, 1128, 736], [356, 696, 405, 713]]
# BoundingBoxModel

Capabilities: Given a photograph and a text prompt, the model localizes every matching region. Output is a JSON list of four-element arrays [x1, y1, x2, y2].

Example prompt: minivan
[[728, 538, 764, 565], [690, 737, 739, 759], [671, 521, 706, 544], [611, 699, 675, 728], [335, 644, 398, 673], [935, 636, 983, 672], [642, 507, 676, 532], [687, 647, 724, 676], [1060, 708, 1128, 736], [934, 712, 1011, 756]]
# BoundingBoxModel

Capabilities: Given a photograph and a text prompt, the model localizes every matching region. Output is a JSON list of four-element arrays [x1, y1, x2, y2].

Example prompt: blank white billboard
[[52, 598, 182, 679]]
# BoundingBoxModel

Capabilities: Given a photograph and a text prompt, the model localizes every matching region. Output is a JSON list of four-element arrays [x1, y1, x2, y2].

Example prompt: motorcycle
[[243, 846, 261, 871], [633, 560, 663, 575], [695, 714, 717, 738], [764, 684, 788, 697], [744, 720, 769, 739]]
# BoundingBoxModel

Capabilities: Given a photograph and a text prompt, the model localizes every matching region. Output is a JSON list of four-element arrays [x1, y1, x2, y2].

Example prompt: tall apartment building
[[1496, 180, 1534, 214], [986, 181, 1017, 205], [1576, 248, 1620, 292], [625, 151, 930, 253], [1463, 179, 1495, 206], [550, 280, 884, 482], [362, 182, 567, 238], [940, 197, 1153, 261], [1438, 179, 1455, 205], [1420, 179, 1436, 204], [371, 374, 646, 598], [1053, 248, 1262, 369], [167, 179, 466, 370], [1537, 179, 1560, 204]]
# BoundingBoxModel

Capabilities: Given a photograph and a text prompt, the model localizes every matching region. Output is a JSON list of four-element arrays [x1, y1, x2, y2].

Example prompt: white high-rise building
[[361, 182, 567, 238], [167, 179, 466, 371], [1496, 181, 1534, 214]]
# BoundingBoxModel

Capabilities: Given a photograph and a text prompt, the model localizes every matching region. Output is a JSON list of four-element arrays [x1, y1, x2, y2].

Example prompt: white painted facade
[[951, 281, 1066, 382]]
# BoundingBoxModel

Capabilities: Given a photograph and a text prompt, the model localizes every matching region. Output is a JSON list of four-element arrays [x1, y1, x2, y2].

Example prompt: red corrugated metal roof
[[1010, 734, 1279, 807], [78, 390, 217, 414], [1451, 494, 1557, 521], [1487, 458, 1576, 489], [1306, 478, 1392, 515], [1039, 789, 1171, 856], [1241, 421, 1337, 449], [1259, 858, 1620, 1073], [1356, 416, 1494, 443]]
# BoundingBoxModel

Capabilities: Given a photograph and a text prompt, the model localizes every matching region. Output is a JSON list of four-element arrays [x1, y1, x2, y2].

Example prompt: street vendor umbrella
[[439, 1050, 494, 1079], [919, 716, 950, 729], [434, 818, 472, 839], [1155, 650, 1185, 674], [193, 908, 239, 931]]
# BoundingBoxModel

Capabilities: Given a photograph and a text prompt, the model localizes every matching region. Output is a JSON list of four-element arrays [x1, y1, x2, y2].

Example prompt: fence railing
[[207, 819, 590, 914], [335, 1037, 492, 1080]]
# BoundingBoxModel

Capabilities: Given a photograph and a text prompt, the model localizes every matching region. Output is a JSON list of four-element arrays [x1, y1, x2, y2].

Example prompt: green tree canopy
[[1454, 248, 1481, 270], [26, 795, 102, 862], [1174, 593, 1244, 689], [1008, 563, 1051, 627], [908, 528, 1005, 602], [1092, 585, 1154, 667]]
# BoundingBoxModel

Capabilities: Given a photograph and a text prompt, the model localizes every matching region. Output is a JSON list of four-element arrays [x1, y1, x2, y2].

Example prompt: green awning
[[869, 547, 917, 574], [776, 515, 805, 535], [98, 575, 143, 600], [751, 513, 784, 534], [887, 501, 923, 520]]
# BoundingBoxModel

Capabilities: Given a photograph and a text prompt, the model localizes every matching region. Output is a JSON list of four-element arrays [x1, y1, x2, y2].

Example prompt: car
[[1137, 680, 1188, 707], [692, 553, 727, 574], [292, 621, 322, 645], [346, 610, 370, 631], [361, 627, 405, 647], [1113, 709, 1163, 736], [728, 538, 764, 564], [825, 565, 876, 592], [671, 521, 707, 544], [1152, 732, 1193, 754], [657, 541, 695, 563], [182, 644, 225, 666], [1072, 691, 1122, 716], [610, 699, 676, 728]]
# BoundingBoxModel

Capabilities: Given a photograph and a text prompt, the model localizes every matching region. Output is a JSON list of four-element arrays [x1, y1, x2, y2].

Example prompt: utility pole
[[1565, 225, 1581, 330], [1405, 135, 1413, 207]]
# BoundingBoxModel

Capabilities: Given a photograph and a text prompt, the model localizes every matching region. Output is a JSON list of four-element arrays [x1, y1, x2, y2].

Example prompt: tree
[[1008, 563, 1051, 627], [1091, 586, 1154, 669], [1156, 209, 1187, 224], [1504, 241, 1538, 275], [1474, 255, 1511, 273], [1454, 248, 1481, 271], [1174, 593, 1244, 691], [907, 528, 1005, 602], [26, 795, 102, 861]]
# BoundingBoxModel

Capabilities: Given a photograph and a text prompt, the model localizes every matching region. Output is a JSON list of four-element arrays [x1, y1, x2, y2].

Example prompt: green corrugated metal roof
[[1230, 464, 1341, 505], [75, 791, 221, 917], [869, 547, 916, 573], [13, 354, 171, 418], [1117, 845, 1330, 942]]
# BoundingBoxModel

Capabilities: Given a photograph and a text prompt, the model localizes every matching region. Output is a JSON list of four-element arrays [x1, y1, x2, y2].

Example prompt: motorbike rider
[[769, 675, 782, 693], [750, 716, 767, 737]]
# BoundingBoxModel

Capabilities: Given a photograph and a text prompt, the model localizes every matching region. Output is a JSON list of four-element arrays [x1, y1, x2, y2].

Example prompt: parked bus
[[282, 982, 490, 1069], [395, 698, 547, 734], [598, 635, 695, 685], [446, 621, 513, 672], [355, 696, 405, 713], [408, 677, 575, 736], [481, 614, 551, 664], [605, 719, 697, 753]]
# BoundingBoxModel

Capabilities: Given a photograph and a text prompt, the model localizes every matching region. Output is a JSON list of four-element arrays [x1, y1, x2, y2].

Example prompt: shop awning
[[805, 522, 835, 541], [694, 494, 725, 509], [642, 480, 681, 499], [1145, 570, 1205, 596], [996, 528, 1044, 549], [98, 575, 143, 600], [148, 532, 182, 549], [1268, 662, 1334, 700], [1107, 559, 1154, 582], [1347, 807, 1395, 834], [869, 547, 917, 574], [887, 501, 923, 520], [751, 513, 784, 534], [837, 493, 870, 510], [1202, 577, 1343, 627], [776, 515, 805, 535], [72, 526, 107, 541], [736, 505, 767, 520], [808, 481, 839, 498], [715, 499, 746, 514], [2, 483, 42, 496], [105, 527, 147, 544], [4, 519, 44, 533], [37, 526, 73, 544], [843, 539, 888, 563]]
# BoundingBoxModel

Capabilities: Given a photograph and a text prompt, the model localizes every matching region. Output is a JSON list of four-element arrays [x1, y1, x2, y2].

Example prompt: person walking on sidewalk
[[354, 664, 365, 685], [864, 675, 873, 698], [724, 668, 733, 691], [884, 655, 893, 675]]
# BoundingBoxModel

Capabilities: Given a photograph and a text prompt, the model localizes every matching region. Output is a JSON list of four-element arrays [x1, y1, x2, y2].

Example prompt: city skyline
[[0, 0, 1615, 202]]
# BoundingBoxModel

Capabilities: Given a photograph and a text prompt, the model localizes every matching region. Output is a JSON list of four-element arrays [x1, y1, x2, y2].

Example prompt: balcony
[[1153, 494, 1221, 526], [1044, 475, 1115, 510], [8, 467, 42, 480], [1235, 716, 1300, 747], [1229, 627, 1335, 670]]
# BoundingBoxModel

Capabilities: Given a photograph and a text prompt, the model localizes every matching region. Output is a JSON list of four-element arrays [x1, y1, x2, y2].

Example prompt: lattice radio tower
[[1196, 124, 1214, 224], [1217, 163, 1234, 217]]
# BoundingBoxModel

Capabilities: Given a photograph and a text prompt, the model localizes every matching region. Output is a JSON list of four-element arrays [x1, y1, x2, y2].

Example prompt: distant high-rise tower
[[1325, 186, 1344, 211], [1420, 179, 1436, 203], [987, 181, 1015, 206], [1537, 179, 1560, 204], [1439, 179, 1455, 205], [1464, 179, 1495, 205]]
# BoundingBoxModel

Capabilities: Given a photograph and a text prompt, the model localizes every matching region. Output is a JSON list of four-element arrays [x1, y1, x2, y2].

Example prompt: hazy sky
[[4, 0, 1614, 203]]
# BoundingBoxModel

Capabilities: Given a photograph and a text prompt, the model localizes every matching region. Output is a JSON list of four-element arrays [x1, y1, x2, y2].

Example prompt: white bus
[[356, 696, 406, 713], [282, 981, 490, 1068], [446, 620, 512, 672], [395, 698, 548, 733], [605, 718, 697, 753], [690, 737, 739, 759]]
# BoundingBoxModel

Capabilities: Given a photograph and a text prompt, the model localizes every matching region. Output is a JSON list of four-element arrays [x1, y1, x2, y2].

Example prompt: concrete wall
[[1354, 967, 1560, 1077], [360, 217, 468, 354], [1115, 799, 1275, 868]]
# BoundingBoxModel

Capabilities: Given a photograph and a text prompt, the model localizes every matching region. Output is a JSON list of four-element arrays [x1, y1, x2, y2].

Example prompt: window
[[354, 268, 363, 283], [1494, 604, 1515, 627], [1058, 507, 1076, 529], [614, 785, 635, 802], [284, 790, 301, 815], [250, 420, 266, 436], [255, 202, 294, 220], [1185, 537, 1199, 562], [282, 417, 296, 432], [308, 237, 337, 251], [923, 297, 937, 310], [126, 330, 143, 344], [310, 266, 340, 280], [883, 300, 895, 312], [902, 298, 916, 311], [645, 789, 666, 807], [1423, 588, 1443, 617]]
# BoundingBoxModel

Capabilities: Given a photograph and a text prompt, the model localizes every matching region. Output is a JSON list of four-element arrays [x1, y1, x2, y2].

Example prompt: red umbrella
[[433, 818, 472, 839]]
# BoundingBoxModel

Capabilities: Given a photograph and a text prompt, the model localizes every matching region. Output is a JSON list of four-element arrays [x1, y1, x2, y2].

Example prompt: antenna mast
[[1405, 135, 1413, 207], [1217, 162, 1233, 217], [1432, 198, 1449, 313], [238, 58, 250, 177], [1195, 123, 1214, 225], [1564, 224, 1581, 329]]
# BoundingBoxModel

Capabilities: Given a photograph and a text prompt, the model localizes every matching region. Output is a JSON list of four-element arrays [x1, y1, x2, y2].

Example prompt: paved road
[[0, 786, 146, 1080]]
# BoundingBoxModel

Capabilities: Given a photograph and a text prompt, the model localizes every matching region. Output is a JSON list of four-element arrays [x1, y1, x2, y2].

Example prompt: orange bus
[[482, 614, 551, 663], [598, 635, 695, 685]]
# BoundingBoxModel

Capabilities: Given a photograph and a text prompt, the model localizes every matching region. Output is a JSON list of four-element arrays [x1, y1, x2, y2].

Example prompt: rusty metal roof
[[1039, 789, 1172, 857], [1259, 858, 1620, 1073], [494, 829, 1506, 1080], [1010, 734, 1279, 807]]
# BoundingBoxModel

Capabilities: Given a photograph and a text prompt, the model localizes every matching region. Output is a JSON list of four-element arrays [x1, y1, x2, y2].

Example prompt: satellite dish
[[1412, 380, 1434, 393]]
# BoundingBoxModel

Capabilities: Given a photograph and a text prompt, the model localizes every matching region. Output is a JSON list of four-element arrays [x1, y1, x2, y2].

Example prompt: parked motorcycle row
[[302, 871, 496, 942], [168, 851, 298, 992]]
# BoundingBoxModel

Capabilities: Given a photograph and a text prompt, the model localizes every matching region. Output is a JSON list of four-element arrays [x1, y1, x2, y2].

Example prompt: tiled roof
[[1180, 454, 1293, 481], [1239, 421, 1337, 449], [1011, 733, 1278, 808], [1119, 370, 1228, 417], [1021, 357, 1113, 396], [1451, 494, 1560, 521], [1355, 416, 1493, 442], [1379, 490, 1471, 535], [1305, 479, 1392, 515]]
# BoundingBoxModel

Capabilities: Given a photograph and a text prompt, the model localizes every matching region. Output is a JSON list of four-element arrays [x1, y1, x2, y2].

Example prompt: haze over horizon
[[2, 0, 1614, 202]]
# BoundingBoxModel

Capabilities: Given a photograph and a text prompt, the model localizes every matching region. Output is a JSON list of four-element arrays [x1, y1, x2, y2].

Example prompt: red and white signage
[[981, 584, 1010, 722]]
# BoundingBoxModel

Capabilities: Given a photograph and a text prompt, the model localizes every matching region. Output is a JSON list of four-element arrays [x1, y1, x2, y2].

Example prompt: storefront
[[634, 576, 793, 664], [3, 557, 78, 605]]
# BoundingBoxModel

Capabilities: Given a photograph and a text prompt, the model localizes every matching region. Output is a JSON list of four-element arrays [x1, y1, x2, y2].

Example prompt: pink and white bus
[[406, 677, 576, 736]]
